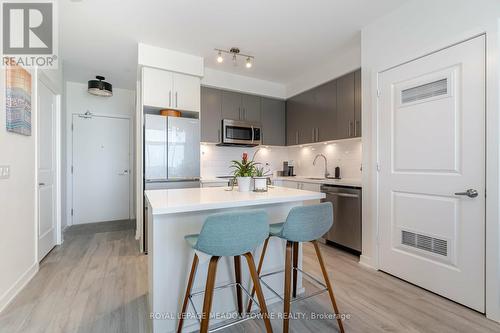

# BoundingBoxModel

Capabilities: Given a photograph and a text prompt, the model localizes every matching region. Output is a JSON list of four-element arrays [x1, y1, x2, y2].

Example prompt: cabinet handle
[[169, 91, 172, 107], [316, 128, 319, 142], [348, 121, 353, 137], [243, 108, 246, 120], [217, 129, 221, 141], [175, 92, 178, 107], [355, 120, 360, 137], [312, 128, 315, 142], [295, 131, 299, 145], [238, 107, 241, 120]]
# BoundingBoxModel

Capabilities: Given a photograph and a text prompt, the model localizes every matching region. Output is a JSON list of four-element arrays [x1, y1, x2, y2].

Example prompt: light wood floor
[[1, 221, 499, 333]]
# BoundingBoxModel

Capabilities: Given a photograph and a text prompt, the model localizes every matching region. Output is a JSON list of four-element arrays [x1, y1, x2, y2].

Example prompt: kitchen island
[[145, 186, 324, 333]]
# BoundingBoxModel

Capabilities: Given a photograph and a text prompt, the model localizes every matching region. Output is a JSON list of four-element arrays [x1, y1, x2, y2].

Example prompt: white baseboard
[[0, 262, 39, 313], [359, 254, 377, 270]]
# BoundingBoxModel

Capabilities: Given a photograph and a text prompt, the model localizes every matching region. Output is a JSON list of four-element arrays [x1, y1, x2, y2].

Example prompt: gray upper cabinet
[[221, 90, 242, 120], [221, 91, 261, 123], [286, 68, 361, 145], [354, 69, 362, 137], [286, 90, 316, 145], [315, 79, 337, 142], [242, 94, 261, 123], [201, 87, 222, 143], [336, 71, 356, 139], [261, 97, 285, 146]]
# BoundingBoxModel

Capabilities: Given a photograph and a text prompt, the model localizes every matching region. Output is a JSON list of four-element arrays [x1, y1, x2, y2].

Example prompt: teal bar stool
[[177, 210, 273, 333], [247, 202, 345, 333]]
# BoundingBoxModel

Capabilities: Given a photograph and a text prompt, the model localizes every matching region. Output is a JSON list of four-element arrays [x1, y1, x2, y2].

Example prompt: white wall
[[285, 36, 361, 98], [64, 82, 136, 227], [202, 67, 287, 99], [0, 66, 62, 312], [361, 0, 500, 321], [0, 69, 38, 312], [201, 139, 362, 181], [287, 139, 362, 179], [201, 145, 288, 178]]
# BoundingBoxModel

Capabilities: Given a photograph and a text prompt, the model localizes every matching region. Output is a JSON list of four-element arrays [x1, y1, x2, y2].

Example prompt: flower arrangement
[[230, 152, 258, 177], [230, 152, 260, 192]]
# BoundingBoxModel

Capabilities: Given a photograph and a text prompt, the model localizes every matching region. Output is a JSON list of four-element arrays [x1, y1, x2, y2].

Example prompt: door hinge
[[377, 89, 381, 98], [71, 123, 74, 131], [71, 208, 74, 216], [71, 165, 73, 173], [376, 163, 381, 172]]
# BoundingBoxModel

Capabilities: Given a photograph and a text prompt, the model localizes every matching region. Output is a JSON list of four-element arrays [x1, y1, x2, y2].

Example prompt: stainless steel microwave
[[220, 119, 261, 146]]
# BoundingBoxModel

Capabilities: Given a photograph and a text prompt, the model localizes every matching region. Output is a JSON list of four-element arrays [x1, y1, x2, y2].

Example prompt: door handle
[[38, 182, 45, 186], [169, 91, 172, 107], [454, 189, 478, 198], [175, 92, 178, 107], [118, 170, 129, 176]]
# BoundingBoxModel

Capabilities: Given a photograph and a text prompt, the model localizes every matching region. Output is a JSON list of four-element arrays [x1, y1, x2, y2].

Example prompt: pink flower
[[242, 152, 248, 163]]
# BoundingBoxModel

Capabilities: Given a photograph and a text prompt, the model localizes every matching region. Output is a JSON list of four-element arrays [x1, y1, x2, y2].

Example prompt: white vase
[[237, 176, 252, 192], [253, 177, 268, 192]]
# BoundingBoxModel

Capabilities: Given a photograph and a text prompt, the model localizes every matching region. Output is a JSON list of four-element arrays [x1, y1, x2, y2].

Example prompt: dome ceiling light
[[88, 75, 113, 97]]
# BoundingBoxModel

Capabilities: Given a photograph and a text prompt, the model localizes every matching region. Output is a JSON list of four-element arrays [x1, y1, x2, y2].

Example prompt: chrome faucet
[[313, 154, 330, 178]]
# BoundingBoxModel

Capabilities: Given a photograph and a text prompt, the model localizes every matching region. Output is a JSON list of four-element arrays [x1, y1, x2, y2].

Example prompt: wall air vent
[[401, 230, 448, 256], [401, 78, 447, 104]]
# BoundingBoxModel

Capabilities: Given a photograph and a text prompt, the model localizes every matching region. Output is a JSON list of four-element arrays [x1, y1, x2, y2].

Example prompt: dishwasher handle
[[323, 192, 359, 198]]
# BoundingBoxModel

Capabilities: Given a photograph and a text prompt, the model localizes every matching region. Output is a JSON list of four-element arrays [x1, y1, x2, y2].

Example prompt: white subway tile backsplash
[[201, 138, 362, 180]]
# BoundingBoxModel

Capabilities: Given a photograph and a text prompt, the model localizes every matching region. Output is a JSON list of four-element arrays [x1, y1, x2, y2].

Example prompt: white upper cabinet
[[143, 67, 174, 109], [142, 67, 200, 112], [172, 72, 200, 112]]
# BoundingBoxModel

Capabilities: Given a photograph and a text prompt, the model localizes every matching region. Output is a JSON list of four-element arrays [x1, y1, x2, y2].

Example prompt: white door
[[38, 81, 57, 260], [378, 36, 485, 311], [72, 114, 130, 224]]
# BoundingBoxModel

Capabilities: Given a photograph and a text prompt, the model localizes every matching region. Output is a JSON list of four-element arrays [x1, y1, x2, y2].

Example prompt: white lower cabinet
[[274, 180, 321, 192]]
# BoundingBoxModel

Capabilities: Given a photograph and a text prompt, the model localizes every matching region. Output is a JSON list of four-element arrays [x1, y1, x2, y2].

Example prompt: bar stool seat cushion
[[185, 210, 269, 257], [272, 202, 333, 242]]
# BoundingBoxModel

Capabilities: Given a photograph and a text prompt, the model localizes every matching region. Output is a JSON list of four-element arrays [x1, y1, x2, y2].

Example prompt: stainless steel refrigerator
[[144, 114, 200, 190]]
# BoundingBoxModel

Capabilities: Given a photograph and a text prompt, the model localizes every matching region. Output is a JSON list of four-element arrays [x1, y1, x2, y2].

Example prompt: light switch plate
[[0, 165, 10, 179]]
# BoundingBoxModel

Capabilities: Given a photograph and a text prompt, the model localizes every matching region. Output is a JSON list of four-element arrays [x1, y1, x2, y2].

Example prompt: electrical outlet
[[0, 165, 10, 179]]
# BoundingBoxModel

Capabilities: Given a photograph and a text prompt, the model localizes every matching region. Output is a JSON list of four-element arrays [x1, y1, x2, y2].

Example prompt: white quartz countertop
[[274, 176, 362, 187], [145, 186, 325, 215]]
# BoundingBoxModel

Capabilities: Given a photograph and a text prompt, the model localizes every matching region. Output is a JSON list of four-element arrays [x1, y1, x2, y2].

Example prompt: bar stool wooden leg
[[199, 256, 220, 333], [177, 254, 199, 333], [234, 255, 243, 316], [283, 241, 293, 333], [312, 240, 345, 333], [246, 237, 270, 313], [292, 242, 299, 298], [243, 252, 273, 333]]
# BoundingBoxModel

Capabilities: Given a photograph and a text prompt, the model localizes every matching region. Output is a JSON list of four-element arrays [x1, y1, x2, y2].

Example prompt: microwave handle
[[251, 126, 255, 143]]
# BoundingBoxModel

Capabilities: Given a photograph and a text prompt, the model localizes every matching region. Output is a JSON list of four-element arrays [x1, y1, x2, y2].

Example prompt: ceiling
[[61, 0, 407, 89]]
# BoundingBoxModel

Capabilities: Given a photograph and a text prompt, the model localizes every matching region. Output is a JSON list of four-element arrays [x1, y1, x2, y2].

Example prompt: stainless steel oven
[[220, 119, 261, 146], [321, 185, 362, 253]]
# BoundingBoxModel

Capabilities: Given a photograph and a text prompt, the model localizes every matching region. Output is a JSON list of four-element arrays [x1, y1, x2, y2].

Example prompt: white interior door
[[378, 35, 485, 311], [38, 81, 57, 260], [72, 114, 130, 224]]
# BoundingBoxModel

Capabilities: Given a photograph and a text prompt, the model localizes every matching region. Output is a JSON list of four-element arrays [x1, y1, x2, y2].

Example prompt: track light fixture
[[214, 47, 254, 68]]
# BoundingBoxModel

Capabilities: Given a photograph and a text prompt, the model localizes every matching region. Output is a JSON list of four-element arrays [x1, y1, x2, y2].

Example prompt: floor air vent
[[401, 230, 448, 256], [401, 78, 448, 104]]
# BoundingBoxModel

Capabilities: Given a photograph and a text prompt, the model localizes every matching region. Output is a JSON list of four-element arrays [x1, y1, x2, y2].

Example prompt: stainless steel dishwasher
[[321, 185, 362, 253]]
